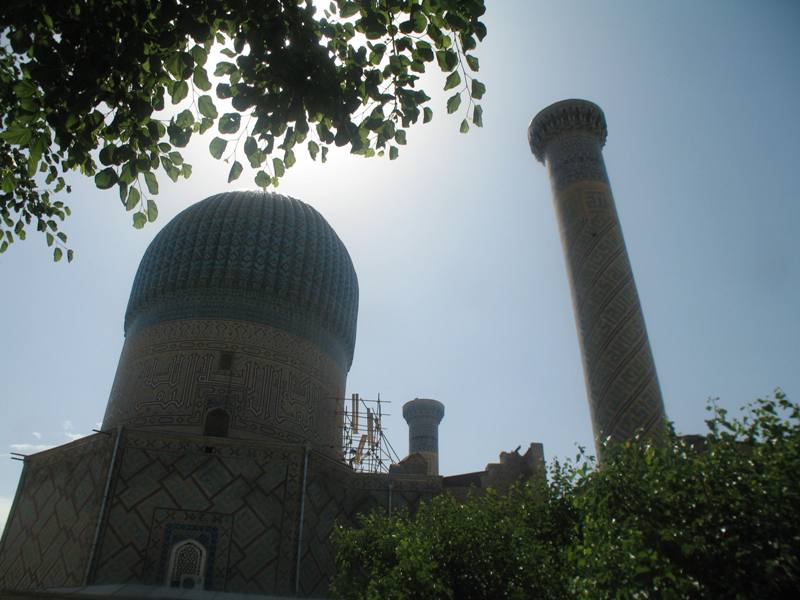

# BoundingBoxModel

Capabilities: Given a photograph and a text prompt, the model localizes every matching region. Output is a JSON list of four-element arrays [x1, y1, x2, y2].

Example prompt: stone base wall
[[0, 435, 114, 591], [1, 428, 441, 597]]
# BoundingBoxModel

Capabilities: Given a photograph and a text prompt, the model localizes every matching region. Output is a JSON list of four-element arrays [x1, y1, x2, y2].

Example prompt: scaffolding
[[339, 393, 400, 473]]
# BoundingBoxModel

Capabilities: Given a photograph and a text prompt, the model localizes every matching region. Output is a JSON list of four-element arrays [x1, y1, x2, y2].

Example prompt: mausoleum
[[0, 99, 665, 598]]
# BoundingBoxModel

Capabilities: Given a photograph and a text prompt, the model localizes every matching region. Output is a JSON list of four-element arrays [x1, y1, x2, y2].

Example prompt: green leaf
[[460, 119, 469, 134], [171, 80, 189, 104], [389, 146, 399, 160], [471, 80, 486, 100], [395, 130, 407, 145], [444, 71, 461, 91], [126, 186, 140, 211], [165, 165, 180, 182], [193, 66, 212, 91], [466, 55, 480, 72], [190, 44, 208, 66], [412, 12, 428, 33], [284, 149, 296, 168], [175, 109, 194, 128], [120, 162, 136, 185], [473, 104, 483, 127], [209, 137, 227, 159], [198, 95, 218, 119], [423, 107, 433, 123], [13, 80, 37, 98], [272, 158, 285, 177], [340, 2, 360, 18], [147, 199, 158, 222], [165, 53, 182, 78], [198, 117, 214, 134], [308, 140, 319, 160], [143, 171, 159, 195], [99, 145, 115, 166], [228, 160, 243, 183], [436, 49, 458, 71], [244, 136, 257, 158], [216, 83, 232, 99], [0, 125, 32, 145], [255, 170, 270, 188], [218, 113, 241, 134], [54, 248, 63, 262], [46, 232, 54, 247], [214, 61, 237, 76], [133, 212, 147, 229], [94, 167, 118, 190], [67, 249, 74, 263], [446, 93, 461, 114]]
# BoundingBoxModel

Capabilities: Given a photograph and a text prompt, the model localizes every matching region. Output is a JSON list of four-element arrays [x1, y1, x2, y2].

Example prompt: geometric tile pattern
[[125, 191, 359, 370], [2, 428, 443, 597], [91, 429, 302, 596], [147, 508, 232, 590], [0, 434, 113, 591], [529, 100, 667, 454], [103, 319, 346, 458]]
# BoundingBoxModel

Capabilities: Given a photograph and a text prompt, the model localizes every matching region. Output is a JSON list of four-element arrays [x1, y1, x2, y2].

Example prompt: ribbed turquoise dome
[[125, 191, 359, 368]]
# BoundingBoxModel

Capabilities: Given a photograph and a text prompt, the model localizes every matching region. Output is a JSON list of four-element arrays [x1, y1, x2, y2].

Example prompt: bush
[[332, 391, 800, 599]]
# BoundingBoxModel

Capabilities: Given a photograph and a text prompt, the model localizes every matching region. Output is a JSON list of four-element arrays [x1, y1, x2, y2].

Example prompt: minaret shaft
[[402, 398, 444, 476], [529, 100, 666, 453]]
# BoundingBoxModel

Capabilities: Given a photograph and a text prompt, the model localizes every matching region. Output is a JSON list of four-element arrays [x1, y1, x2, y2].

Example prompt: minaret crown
[[528, 99, 608, 163]]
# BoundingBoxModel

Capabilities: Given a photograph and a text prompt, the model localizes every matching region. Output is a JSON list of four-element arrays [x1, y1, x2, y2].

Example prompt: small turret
[[402, 398, 445, 476]]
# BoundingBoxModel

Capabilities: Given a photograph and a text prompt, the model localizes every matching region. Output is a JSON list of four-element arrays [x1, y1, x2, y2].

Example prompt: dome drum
[[102, 192, 358, 457]]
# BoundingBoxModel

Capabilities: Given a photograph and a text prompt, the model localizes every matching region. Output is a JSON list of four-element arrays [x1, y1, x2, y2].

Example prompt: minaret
[[528, 99, 666, 454], [402, 398, 445, 475]]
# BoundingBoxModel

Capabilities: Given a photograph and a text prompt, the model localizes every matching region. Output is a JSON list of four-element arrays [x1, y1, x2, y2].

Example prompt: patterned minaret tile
[[528, 99, 666, 455]]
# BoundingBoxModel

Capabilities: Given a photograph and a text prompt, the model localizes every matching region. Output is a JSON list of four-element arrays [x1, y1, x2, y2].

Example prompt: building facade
[[1, 100, 664, 597], [0, 191, 543, 598]]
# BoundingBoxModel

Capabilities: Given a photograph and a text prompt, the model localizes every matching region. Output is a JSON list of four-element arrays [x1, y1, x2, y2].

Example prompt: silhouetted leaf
[[446, 93, 461, 114], [209, 137, 227, 159]]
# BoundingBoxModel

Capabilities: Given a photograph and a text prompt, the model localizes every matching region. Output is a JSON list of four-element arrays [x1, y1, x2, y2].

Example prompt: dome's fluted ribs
[[317, 224, 334, 334], [276, 196, 294, 299], [267, 195, 282, 297], [124, 191, 359, 369], [289, 199, 306, 305], [245, 192, 264, 291], [252, 192, 272, 292], [304, 205, 322, 313], [296, 202, 314, 307], [175, 201, 196, 292], [311, 210, 328, 320]]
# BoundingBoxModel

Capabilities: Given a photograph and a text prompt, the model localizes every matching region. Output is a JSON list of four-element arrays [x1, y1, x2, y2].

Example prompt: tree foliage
[[332, 391, 800, 599], [0, 0, 487, 259], [333, 478, 576, 600]]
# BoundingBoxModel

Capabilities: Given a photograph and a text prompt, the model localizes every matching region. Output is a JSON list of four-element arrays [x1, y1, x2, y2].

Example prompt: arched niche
[[203, 408, 230, 437], [167, 538, 207, 589]]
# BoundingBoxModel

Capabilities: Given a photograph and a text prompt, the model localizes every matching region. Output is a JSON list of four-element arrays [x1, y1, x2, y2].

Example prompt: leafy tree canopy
[[0, 0, 487, 261], [333, 391, 800, 599]]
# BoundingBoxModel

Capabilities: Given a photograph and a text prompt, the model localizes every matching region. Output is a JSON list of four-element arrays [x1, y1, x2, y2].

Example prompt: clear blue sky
[[2, 1, 799, 529]]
